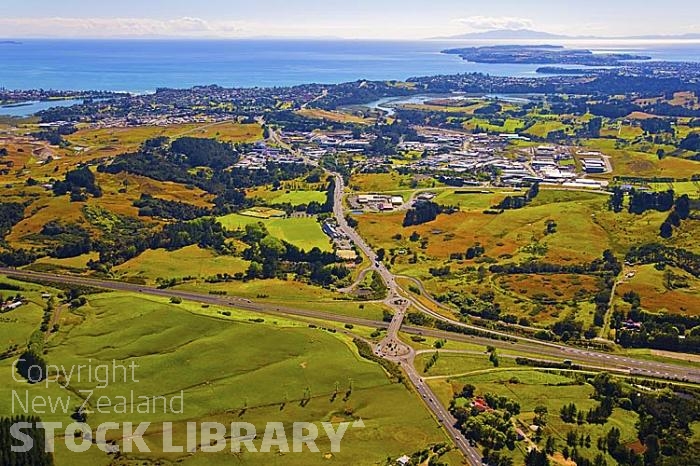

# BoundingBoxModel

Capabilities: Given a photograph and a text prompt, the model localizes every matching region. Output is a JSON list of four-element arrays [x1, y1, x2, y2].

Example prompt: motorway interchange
[[2, 172, 698, 465]]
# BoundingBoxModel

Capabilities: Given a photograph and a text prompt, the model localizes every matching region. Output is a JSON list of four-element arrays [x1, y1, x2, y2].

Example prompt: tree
[[525, 449, 550, 466], [376, 248, 386, 261], [534, 405, 548, 426], [0, 415, 54, 466], [606, 426, 621, 451], [560, 403, 578, 423], [591, 372, 622, 399], [545, 436, 557, 455], [16, 350, 47, 383], [489, 350, 500, 367], [608, 187, 625, 213], [460, 383, 476, 398], [403, 201, 442, 226], [588, 117, 603, 137], [643, 434, 660, 465], [675, 194, 691, 220], [246, 261, 264, 279]]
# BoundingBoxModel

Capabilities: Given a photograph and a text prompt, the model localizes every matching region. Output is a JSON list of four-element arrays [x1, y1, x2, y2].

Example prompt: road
[[1, 167, 695, 464], [327, 170, 700, 462], [401, 353, 483, 464], [334, 174, 523, 463], [4, 267, 700, 465], [3, 266, 697, 383]]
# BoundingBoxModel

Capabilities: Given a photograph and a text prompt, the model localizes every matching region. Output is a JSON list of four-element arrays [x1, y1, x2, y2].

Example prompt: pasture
[[0, 276, 52, 348], [0, 292, 448, 465], [113, 245, 250, 283], [63, 121, 262, 158], [264, 190, 328, 206], [173, 279, 387, 321], [429, 369, 641, 466], [218, 214, 332, 252], [615, 264, 700, 316], [297, 108, 372, 125]]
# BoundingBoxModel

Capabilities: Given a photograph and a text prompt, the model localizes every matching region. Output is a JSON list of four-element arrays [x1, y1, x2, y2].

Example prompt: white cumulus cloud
[[0, 17, 247, 38], [454, 15, 534, 31]]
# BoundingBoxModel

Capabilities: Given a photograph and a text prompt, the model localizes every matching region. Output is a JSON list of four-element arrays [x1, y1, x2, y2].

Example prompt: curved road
[[3, 173, 698, 464]]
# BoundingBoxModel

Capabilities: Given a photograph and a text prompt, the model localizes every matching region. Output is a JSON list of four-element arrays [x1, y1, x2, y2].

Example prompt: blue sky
[[0, 0, 698, 39]]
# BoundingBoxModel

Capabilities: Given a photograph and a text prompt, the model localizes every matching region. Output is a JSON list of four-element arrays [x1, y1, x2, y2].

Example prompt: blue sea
[[1, 38, 700, 116]]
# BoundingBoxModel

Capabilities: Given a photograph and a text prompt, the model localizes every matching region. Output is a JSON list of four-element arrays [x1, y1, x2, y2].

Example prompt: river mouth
[[0, 98, 86, 117]]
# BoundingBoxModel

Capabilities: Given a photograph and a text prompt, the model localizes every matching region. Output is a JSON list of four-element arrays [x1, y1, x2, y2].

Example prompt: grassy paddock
[[218, 214, 332, 251], [1, 292, 448, 465]]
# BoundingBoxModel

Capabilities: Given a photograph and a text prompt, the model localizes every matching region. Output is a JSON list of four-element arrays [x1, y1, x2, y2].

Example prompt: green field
[[218, 214, 332, 252], [415, 351, 517, 377], [1, 292, 449, 465], [266, 190, 328, 206], [114, 245, 250, 283], [0, 276, 51, 348], [173, 279, 387, 321], [463, 117, 525, 133], [647, 181, 700, 197], [434, 189, 507, 211], [33, 253, 100, 271], [429, 369, 641, 465]]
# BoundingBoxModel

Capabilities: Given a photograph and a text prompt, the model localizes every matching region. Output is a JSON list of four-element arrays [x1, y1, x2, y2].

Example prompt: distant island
[[442, 45, 651, 66], [434, 28, 700, 41]]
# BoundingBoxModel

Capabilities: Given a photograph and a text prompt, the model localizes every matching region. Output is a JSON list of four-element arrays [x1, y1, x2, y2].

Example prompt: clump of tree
[[403, 201, 450, 226], [133, 194, 211, 220], [679, 132, 700, 151], [660, 194, 691, 238], [34, 123, 76, 147], [238, 223, 346, 286], [449, 390, 520, 455], [626, 243, 699, 277], [0, 202, 26, 240], [52, 166, 102, 200], [640, 117, 673, 134], [38, 221, 92, 258], [90, 217, 228, 269], [15, 350, 47, 384], [627, 189, 674, 215], [608, 186, 625, 213], [352, 338, 404, 385], [100, 136, 313, 214], [494, 182, 540, 210], [0, 415, 55, 465]]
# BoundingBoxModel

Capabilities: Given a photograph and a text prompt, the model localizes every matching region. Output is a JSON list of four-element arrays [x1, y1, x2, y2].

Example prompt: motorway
[[330, 170, 700, 462], [2, 172, 698, 464], [3, 266, 700, 465], [331, 174, 700, 380], [4, 265, 696, 381]]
